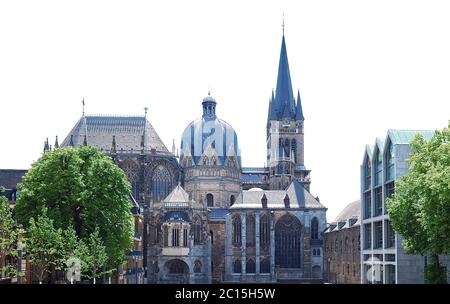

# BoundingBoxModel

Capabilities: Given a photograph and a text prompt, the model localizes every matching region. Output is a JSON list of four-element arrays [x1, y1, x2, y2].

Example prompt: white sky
[[1, 0, 449, 221]]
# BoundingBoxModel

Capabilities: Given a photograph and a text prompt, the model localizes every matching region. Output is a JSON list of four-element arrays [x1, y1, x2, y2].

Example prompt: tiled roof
[[61, 116, 169, 153], [231, 180, 325, 210]]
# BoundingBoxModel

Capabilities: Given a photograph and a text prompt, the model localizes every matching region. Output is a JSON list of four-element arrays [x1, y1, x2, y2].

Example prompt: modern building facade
[[360, 129, 450, 284], [323, 200, 360, 284]]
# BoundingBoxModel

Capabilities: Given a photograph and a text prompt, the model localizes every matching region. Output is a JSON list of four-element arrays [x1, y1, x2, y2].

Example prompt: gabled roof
[[61, 115, 169, 153], [387, 129, 435, 145], [231, 180, 325, 210], [163, 184, 191, 203]]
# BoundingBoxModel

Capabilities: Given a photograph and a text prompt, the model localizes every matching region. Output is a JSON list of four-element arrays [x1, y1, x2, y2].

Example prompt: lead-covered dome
[[180, 93, 241, 167]]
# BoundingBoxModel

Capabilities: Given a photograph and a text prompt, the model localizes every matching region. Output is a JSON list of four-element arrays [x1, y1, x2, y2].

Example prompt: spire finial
[[282, 13, 285, 35], [54, 136, 59, 149]]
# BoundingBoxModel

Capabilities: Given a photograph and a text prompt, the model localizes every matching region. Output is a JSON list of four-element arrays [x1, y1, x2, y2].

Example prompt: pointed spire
[[69, 134, 74, 147], [271, 30, 296, 120], [43, 138, 50, 152], [295, 89, 304, 121], [267, 89, 276, 122], [54, 136, 59, 149]]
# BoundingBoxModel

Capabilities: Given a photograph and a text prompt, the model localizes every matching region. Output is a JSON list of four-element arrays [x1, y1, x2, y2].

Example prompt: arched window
[[284, 138, 290, 158], [246, 214, 255, 247], [311, 217, 319, 240], [230, 195, 236, 206], [232, 214, 242, 245], [313, 249, 317, 256], [206, 193, 214, 207], [193, 216, 202, 244], [233, 259, 242, 273], [152, 165, 172, 201], [260, 259, 270, 273], [194, 260, 202, 273], [260, 214, 270, 248], [278, 138, 284, 159], [317, 248, 321, 256], [275, 214, 302, 268], [291, 139, 297, 163], [246, 259, 256, 273], [312, 265, 321, 279], [169, 260, 187, 274]]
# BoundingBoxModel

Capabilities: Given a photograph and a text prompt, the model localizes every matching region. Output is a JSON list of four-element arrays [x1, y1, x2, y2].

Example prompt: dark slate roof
[[0, 169, 27, 190], [163, 210, 190, 222], [232, 180, 325, 209], [61, 116, 169, 153], [209, 208, 229, 220]]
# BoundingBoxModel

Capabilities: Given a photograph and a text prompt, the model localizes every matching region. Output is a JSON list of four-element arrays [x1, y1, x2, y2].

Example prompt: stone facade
[[323, 200, 361, 284]]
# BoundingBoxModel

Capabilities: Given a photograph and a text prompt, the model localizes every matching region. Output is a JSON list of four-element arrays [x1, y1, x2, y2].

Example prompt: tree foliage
[[387, 126, 450, 283], [15, 146, 133, 269], [0, 190, 22, 279]]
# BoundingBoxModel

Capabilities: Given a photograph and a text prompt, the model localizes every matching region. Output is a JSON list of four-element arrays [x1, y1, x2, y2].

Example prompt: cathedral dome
[[180, 94, 241, 167]]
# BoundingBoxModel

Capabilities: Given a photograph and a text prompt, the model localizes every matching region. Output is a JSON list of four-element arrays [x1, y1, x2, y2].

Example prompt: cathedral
[[56, 31, 327, 283]]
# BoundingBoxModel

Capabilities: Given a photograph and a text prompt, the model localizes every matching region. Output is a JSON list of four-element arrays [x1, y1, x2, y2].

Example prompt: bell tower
[[266, 31, 310, 191]]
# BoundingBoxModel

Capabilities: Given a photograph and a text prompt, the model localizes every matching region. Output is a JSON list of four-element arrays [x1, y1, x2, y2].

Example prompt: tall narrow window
[[284, 138, 290, 158], [364, 224, 372, 249], [230, 195, 236, 206], [291, 139, 297, 163], [194, 260, 202, 273], [183, 228, 188, 247], [246, 259, 256, 273], [385, 141, 395, 181], [233, 259, 242, 273], [278, 138, 284, 159], [374, 187, 382, 216], [163, 226, 169, 247], [206, 193, 214, 207], [172, 228, 180, 247], [193, 216, 202, 244], [246, 214, 255, 247], [311, 217, 319, 240], [363, 192, 372, 219], [260, 214, 270, 248], [152, 165, 172, 202], [232, 214, 242, 246], [375, 149, 383, 186], [260, 259, 270, 273], [364, 157, 371, 190]]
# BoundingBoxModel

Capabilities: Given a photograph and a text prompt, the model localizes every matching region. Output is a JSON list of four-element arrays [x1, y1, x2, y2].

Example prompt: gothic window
[[194, 260, 202, 273], [317, 248, 321, 256], [156, 222, 162, 244], [291, 139, 297, 163], [233, 259, 242, 273], [193, 216, 202, 244], [210, 230, 213, 245], [246, 259, 256, 273], [183, 228, 188, 247], [172, 228, 180, 247], [169, 260, 187, 274], [260, 214, 270, 248], [152, 165, 172, 202], [313, 249, 317, 256], [230, 195, 236, 206], [275, 214, 302, 268], [284, 138, 290, 158], [260, 259, 270, 273], [206, 193, 214, 207], [232, 214, 242, 246], [246, 214, 255, 247], [311, 217, 319, 240], [345, 237, 349, 252], [278, 138, 284, 159]]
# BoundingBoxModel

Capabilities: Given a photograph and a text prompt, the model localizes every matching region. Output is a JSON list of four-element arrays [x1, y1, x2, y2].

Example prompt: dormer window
[[261, 194, 268, 208]]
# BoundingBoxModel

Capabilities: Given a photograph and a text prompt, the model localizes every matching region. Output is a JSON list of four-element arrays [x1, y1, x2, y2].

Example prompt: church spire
[[272, 29, 296, 120], [295, 89, 304, 121]]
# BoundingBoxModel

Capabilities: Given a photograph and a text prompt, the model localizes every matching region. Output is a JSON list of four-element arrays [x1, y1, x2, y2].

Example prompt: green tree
[[0, 189, 21, 279], [387, 126, 450, 283], [26, 209, 61, 283], [15, 146, 133, 270], [81, 227, 108, 284]]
